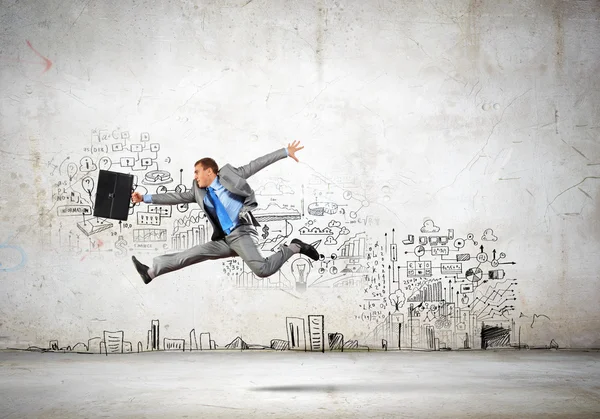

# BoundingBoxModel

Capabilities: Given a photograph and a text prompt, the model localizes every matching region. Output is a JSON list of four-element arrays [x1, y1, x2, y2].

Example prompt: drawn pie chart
[[142, 170, 173, 185], [414, 245, 425, 257], [466, 267, 484, 283]]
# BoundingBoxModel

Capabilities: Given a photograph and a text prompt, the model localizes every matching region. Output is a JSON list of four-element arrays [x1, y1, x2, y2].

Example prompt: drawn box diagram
[[488, 269, 505, 279], [148, 205, 172, 217], [120, 157, 135, 167], [57, 205, 92, 216], [407, 261, 432, 277], [431, 246, 449, 256], [137, 212, 161, 226], [133, 229, 167, 242], [390, 243, 398, 261], [441, 262, 462, 274], [429, 236, 448, 245], [460, 283, 474, 293]]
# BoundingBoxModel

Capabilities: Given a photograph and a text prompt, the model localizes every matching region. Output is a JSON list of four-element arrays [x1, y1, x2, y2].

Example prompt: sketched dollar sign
[[115, 235, 127, 257], [261, 224, 270, 239]]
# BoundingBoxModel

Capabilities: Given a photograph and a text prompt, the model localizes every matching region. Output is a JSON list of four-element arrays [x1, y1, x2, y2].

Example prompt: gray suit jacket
[[150, 148, 289, 241]]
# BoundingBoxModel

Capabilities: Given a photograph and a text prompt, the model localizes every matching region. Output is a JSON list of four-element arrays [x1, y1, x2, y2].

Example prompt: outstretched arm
[[131, 187, 195, 206], [233, 141, 305, 179]]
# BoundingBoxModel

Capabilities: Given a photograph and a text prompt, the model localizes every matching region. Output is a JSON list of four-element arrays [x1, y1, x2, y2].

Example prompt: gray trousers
[[152, 224, 295, 278]]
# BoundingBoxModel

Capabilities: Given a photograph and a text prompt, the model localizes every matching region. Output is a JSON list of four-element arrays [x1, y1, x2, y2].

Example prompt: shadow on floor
[[250, 384, 397, 392]]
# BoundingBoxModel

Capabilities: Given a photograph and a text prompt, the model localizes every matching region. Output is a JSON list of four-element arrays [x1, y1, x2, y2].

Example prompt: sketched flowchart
[[361, 219, 520, 351], [52, 129, 200, 257]]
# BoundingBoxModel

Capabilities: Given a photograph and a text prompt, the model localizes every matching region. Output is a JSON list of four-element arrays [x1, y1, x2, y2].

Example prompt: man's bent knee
[[248, 264, 271, 278]]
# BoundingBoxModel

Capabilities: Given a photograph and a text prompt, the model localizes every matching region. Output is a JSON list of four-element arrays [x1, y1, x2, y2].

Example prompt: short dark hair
[[195, 158, 218, 174]]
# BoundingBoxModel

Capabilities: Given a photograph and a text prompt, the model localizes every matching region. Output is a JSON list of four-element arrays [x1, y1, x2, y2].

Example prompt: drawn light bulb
[[291, 258, 311, 293]]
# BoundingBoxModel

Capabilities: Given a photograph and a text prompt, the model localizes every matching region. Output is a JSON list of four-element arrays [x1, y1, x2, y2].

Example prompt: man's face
[[194, 164, 214, 188]]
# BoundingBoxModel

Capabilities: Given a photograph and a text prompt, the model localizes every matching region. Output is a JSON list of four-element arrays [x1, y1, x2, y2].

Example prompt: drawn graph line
[[473, 297, 517, 318], [470, 282, 516, 311]]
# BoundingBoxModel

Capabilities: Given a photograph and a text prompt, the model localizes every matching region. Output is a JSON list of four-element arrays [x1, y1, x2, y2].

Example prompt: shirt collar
[[208, 176, 221, 190]]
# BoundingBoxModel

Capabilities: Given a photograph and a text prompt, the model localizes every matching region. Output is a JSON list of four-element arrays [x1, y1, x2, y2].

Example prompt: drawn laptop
[[93, 170, 135, 221]]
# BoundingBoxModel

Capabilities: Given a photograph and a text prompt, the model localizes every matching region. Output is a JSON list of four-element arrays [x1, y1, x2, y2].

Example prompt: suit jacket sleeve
[[231, 148, 288, 179], [148, 183, 196, 205]]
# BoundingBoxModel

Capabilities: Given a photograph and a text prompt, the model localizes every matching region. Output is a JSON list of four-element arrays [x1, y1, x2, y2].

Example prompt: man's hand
[[131, 192, 144, 204], [287, 140, 304, 162]]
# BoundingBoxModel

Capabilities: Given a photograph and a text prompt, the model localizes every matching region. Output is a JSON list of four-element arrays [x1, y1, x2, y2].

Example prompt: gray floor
[[1, 350, 599, 418]]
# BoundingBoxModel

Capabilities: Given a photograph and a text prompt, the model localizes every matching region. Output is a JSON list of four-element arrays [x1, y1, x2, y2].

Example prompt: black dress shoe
[[290, 238, 320, 261], [132, 256, 152, 284]]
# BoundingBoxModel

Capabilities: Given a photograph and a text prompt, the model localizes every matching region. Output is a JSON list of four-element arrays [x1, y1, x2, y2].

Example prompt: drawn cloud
[[420, 219, 440, 233], [255, 182, 294, 196], [339, 227, 350, 235], [79, 160, 97, 172], [328, 220, 342, 228], [482, 228, 498, 241], [325, 236, 338, 245]]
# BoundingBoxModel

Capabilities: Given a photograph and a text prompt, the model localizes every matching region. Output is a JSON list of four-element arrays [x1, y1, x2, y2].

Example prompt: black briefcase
[[93, 169, 134, 221]]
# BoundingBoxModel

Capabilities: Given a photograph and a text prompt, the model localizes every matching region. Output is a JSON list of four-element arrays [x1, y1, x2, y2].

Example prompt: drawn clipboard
[[93, 170, 134, 221]]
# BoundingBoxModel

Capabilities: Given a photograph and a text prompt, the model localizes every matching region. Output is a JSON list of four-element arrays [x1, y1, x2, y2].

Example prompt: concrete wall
[[1, 0, 598, 354]]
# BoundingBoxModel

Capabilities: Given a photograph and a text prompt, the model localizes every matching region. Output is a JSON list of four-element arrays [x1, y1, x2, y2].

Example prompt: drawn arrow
[[26, 40, 52, 73], [499, 262, 516, 265]]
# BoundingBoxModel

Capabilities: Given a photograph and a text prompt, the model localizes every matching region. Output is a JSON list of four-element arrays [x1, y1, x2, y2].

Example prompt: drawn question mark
[[82, 176, 95, 195], [67, 163, 77, 181], [99, 156, 112, 171]]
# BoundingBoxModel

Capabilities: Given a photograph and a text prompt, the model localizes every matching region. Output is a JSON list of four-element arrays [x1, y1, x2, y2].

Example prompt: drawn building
[[147, 320, 159, 351], [199, 332, 213, 350], [286, 317, 307, 351], [103, 331, 124, 354], [164, 338, 185, 351], [308, 315, 325, 352]]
